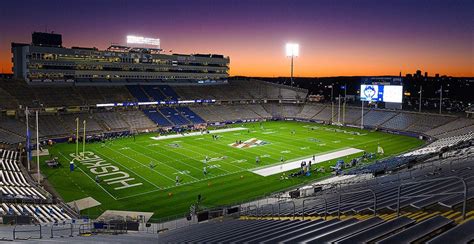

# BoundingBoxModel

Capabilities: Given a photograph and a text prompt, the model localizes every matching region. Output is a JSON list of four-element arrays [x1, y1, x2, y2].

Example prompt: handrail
[[245, 204, 258, 217], [396, 176, 467, 219], [278, 201, 295, 220], [13, 224, 42, 240], [259, 204, 274, 219], [338, 189, 377, 219], [302, 197, 327, 220], [50, 223, 73, 238]]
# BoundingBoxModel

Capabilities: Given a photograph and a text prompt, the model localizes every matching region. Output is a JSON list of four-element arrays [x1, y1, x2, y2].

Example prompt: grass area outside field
[[40, 121, 424, 221]]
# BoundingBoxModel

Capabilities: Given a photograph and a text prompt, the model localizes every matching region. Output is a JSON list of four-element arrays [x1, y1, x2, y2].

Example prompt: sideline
[[251, 147, 364, 176], [150, 127, 247, 140]]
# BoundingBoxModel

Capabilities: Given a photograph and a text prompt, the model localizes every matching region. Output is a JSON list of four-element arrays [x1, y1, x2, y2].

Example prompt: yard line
[[180, 141, 252, 170], [101, 145, 177, 183], [116, 169, 248, 200], [91, 149, 163, 189], [57, 151, 118, 200], [131, 142, 225, 176]]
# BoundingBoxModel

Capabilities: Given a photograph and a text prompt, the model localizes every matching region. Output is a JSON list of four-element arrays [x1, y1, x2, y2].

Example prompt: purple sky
[[0, 0, 472, 76]]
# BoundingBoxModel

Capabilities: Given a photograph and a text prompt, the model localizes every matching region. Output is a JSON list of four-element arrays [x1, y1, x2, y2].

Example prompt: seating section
[[0, 79, 135, 108], [427, 219, 474, 244], [38, 115, 69, 137], [295, 103, 326, 120], [159, 107, 190, 126], [0, 203, 72, 224], [175, 107, 205, 124], [60, 114, 103, 133], [160, 147, 473, 243], [159, 215, 465, 243], [140, 85, 167, 101], [312, 106, 336, 122], [119, 110, 156, 131], [0, 149, 74, 224], [0, 149, 46, 201], [172, 79, 307, 101], [160, 85, 180, 100], [94, 112, 129, 131], [426, 118, 474, 138], [127, 85, 180, 102], [126, 85, 150, 102], [358, 109, 398, 127], [143, 109, 173, 127]]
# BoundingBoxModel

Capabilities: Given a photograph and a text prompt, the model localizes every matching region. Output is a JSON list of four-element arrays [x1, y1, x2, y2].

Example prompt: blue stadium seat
[[160, 85, 179, 100], [142, 109, 173, 127], [141, 86, 167, 101], [175, 107, 205, 124], [127, 85, 150, 102], [159, 108, 189, 125]]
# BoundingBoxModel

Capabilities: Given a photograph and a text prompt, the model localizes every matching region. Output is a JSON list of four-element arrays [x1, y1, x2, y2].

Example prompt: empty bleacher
[[126, 85, 150, 102], [119, 110, 157, 131], [0, 149, 73, 224], [158, 147, 473, 243], [94, 112, 130, 131], [143, 109, 173, 127], [141, 86, 167, 101], [175, 107, 205, 124]]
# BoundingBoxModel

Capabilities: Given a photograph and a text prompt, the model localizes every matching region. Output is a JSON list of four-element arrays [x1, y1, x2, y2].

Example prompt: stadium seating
[[426, 118, 474, 138], [94, 112, 130, 131], [143, 109, 173, 127], [60, 113, 103, 133], [175, 107, 205, 124], [0, 149, 46, 201], [357, 109, 398, 127], [0, 149, 74, 224], [159, 107, 190, 125], [160, 85, 180, 100], [126, 85, 151, 102], [155, 148, 474, 243], [119, 110, 157, 131], [141, 85, 167, 101], [38, 115, 70, 137], [295, 103, 326, 120]]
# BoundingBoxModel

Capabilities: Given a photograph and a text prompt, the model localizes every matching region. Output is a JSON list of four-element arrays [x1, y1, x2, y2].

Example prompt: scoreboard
[[360, 77, 403, 103]]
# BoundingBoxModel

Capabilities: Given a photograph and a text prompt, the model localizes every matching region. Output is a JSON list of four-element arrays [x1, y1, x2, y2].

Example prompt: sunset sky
[[0, 0, 472, 77]]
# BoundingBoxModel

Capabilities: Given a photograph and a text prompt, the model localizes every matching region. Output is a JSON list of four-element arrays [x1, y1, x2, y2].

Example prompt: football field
[[40, 121, 424, 220]]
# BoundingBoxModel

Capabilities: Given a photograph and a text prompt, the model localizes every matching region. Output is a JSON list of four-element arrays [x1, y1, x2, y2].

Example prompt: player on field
[[256, 156, 260, 164], [176, 175, 180, 185], [203, 166, 207, 176]]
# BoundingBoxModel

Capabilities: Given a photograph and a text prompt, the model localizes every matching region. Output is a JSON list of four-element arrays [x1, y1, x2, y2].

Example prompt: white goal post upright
[[36, 110, 40, 184], [82, 120, 86, 159]]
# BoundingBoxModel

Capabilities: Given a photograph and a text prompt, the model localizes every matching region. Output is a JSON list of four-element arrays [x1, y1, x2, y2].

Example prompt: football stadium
[[0, 0, 473, 243]]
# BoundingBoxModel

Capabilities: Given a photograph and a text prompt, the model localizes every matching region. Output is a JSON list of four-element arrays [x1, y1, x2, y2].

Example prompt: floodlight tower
[[286, 43, 299, 86]]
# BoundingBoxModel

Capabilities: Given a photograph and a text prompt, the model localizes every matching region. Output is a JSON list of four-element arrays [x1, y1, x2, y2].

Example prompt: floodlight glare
[[126, 35, 160, 47], [286, 43, 299, 57]]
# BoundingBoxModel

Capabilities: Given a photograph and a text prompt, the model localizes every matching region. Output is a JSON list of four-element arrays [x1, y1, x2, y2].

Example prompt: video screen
[[360, 85, 402, 103]]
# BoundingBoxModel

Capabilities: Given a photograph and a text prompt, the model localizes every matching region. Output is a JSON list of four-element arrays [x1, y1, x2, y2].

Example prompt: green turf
[[40, 121, 424, 221]]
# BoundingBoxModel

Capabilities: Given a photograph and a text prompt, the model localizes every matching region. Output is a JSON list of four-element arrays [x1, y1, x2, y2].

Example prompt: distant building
[[416, 70, 422, 78], [11, 32, 230, 85], [424, 72, 428, 78]]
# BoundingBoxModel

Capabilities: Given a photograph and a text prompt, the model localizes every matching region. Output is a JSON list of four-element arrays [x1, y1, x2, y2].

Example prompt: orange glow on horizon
[[0, 44, 472, 77]]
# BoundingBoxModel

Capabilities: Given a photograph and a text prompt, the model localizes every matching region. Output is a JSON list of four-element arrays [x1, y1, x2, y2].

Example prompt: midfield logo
[[229, 138, 269, 149]]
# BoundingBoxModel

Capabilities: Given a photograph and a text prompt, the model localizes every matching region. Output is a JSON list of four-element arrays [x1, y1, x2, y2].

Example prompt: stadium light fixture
[[126, 35, 160, 47], [285, 43, 299, 57], [285, 43, 299, 86]]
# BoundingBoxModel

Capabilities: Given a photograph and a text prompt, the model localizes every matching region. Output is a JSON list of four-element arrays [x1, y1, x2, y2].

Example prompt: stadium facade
[[11, 32, 230, 84]]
